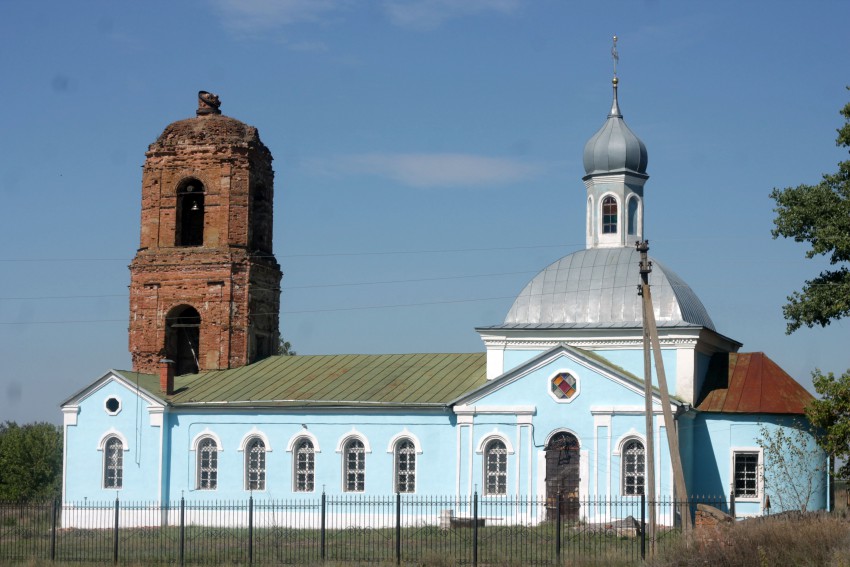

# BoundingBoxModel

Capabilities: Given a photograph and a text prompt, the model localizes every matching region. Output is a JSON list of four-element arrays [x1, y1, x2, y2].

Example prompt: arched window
[[197, 437, 218, 490], [103, 436, 123, 489], [627, 197, 639, 236], [484, 439, 508, 495], [249, 183, 271, 253], [294, 438, 315, 492], [245, 437, 266, 491], [602, 196, 618, 234], [343, 439, 365, 492], [176, 179, 205, 247], [165, 305, 200, 375], [394, 439, 416, 493], [586, 196, 593, 237], [622, 439, 645, 495]]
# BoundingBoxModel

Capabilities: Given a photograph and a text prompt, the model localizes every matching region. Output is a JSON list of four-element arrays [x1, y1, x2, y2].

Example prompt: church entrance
[[165, 305, 200, 375], [545, 432, 580, 521]]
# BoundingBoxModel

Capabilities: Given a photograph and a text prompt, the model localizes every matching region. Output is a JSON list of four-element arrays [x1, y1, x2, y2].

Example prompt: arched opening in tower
[[165, 305, 201, 375], [176, 179, 205, 247]]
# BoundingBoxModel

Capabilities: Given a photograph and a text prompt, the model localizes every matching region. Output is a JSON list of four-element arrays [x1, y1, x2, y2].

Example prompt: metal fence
[[0, 494, 726, 565]]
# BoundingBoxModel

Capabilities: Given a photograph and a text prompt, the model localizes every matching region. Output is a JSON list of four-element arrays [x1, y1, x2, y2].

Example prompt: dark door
[[545, 432, 580, 521]]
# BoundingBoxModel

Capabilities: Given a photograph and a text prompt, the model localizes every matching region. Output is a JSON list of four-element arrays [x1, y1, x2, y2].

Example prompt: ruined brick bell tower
[[129, 91, 282, 376]]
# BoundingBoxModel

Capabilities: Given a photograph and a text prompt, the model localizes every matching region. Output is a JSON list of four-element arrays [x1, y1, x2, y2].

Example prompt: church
[[60, 79, 828, 522]]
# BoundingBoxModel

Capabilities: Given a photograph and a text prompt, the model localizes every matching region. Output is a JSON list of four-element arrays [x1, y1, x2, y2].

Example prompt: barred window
[[395, 439, 416, 493], [197, 437, 218, 490], [103, 436, 123, 489], [734, 452, 759, 498], [344, 439, 365, 492], [294, 439, 315, 492], [602, 196, 618, 234], [484, 439, 507, 495], [245, 437, 266, 491], [622, 439, 645, 495]]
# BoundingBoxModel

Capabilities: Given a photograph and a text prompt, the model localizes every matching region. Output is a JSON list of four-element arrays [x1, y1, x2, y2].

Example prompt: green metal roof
[[125, 353, 487, 409]]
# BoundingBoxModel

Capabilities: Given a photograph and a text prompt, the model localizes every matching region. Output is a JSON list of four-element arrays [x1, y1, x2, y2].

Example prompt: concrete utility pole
[[638, 244, 657, 555], [637, 241, 692, 535]]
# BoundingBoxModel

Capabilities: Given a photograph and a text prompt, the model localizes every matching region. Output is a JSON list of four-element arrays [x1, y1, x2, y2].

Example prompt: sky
[[1, 0, 848, 425]]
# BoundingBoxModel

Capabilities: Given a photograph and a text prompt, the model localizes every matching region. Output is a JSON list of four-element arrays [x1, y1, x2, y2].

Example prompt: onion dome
[[582, 78, 648, 177], [503, 248, 715, 330]]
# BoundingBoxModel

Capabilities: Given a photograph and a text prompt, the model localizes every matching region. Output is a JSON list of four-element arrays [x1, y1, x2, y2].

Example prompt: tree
[[770, 93, 850, 333], [277, 337, 297, 356], [756, 421, 827, 512], [0, 422, 63, 501], [805, 370, 850, 479]]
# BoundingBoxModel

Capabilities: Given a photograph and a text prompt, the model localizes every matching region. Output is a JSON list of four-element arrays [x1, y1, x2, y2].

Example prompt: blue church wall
[[63, 377, 162, 503], [503, 349, 544, 373], [591, 348, 678, 395], [163, 408, 457, 500], [690, 413, 827, 516]]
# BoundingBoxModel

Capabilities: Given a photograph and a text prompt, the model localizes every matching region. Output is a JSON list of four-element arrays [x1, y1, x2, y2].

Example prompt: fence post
[[112, 497, 119, 565], [395, 492, 401, 565], [248, 495, 254, 565], [320, 492, 326, 562], [729, 490, 735, 519], [555, 492, 562, 563], [640, 492, 646, 561], [472, 491, 478, 567], [179, 497, 185, 567], [50, 499, 58, 562]]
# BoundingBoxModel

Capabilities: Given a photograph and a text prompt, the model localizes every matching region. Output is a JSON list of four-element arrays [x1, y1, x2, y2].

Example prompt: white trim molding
[[191, 429, 224, 452], [287, 430, 321, 453], [103, 395, 122, 416], [238, 429, 272, 452], [386, 429, 423, 454], [97, 428, 129, 452], [476, 429, 515, 454], [613, 430, 646, 456], [335, 429, 372, 453]]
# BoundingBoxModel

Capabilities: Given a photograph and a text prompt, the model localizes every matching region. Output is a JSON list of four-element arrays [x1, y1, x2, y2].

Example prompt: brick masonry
[[129, 93, 282, 375]]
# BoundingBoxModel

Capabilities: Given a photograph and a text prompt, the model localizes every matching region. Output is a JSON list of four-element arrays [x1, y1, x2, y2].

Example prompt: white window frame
[[103, 395, 122, 416], [342, 438, 367, 493], [292, 437, 316, 493], [731, 447, 763, 502], [619, 437, 646, 497], [194, 436, 219, 491], [393, 438, 417, 494], [546, 369, 581, 404], [243, 436, 267, 492], [102, 435, 124, 489]]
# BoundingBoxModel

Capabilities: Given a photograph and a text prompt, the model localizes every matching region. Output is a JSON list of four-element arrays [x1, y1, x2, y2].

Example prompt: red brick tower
[[129, 91, 281, 376]]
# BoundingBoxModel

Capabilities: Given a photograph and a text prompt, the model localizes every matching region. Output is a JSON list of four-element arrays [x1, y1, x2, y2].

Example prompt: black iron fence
[[0, 494, 726, 565]]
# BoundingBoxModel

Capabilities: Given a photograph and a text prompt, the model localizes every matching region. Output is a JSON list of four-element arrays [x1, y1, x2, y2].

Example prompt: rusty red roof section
[[696, 352, 814, 414]]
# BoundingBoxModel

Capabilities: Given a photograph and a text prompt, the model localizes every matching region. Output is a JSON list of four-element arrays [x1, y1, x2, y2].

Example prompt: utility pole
[[638, 243, 657, 555], [637, 240, 692, 533]]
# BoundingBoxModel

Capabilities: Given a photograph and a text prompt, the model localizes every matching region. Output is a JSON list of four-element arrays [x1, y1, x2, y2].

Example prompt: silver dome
[[503, 248, 714, 330], [582, 83, 648, 177]]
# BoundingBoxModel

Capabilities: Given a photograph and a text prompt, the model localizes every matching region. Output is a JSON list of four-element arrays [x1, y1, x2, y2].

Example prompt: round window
[[105, 397, 121, 414]]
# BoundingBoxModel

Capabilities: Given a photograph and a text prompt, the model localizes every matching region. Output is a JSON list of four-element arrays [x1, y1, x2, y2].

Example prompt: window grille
[[485, 440, 507, 495], [295, 439, 315, 492], [344, 439, 365, 492], [734, 452, 759, 498], [622, 439, 645, 495], [395, 440, 416, 493], [197, 438, 218, 490], [246, 438, 266, 491], [104, 437, 123, 489]]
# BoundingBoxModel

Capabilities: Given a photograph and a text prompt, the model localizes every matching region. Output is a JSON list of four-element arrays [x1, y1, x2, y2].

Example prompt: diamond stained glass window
[[551, 372, 578, 401]]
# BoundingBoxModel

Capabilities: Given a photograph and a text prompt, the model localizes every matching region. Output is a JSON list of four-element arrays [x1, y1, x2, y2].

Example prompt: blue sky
[[1, 0, 848, 424]]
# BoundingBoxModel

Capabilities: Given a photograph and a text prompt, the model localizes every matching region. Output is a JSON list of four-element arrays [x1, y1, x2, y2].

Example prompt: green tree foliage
[[806, 370, 850, 479], [277, 337, 297, 356], [0, 421, 63, 501], [756, 421, 826, 511], [770, 94, 850, 333]]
